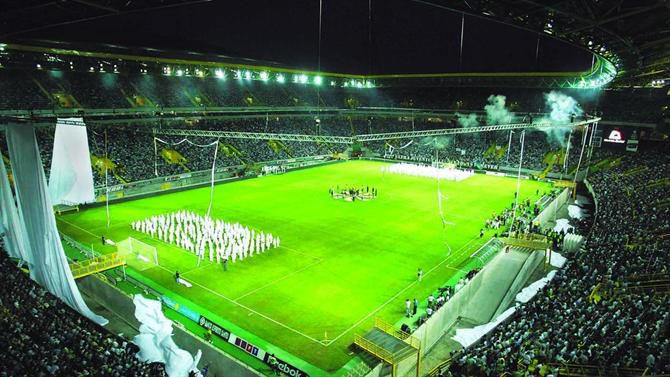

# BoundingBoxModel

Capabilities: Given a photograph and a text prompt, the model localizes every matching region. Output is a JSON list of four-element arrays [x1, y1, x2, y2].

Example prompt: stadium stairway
[[411, 249, 549, 376], [491, 249, 546, 319], [458, 249, 528, 324]]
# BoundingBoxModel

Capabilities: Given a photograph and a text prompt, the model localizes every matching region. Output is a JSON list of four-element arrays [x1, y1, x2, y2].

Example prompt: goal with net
[[116, 237, 158, 271]]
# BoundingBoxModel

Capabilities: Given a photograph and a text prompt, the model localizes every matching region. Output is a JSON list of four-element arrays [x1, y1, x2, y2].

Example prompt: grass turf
[[57, 160, 550, 373]]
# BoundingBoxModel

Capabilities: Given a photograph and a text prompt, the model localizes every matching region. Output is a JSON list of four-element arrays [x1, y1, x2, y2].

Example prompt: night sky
[[18, 0, 593, 75]]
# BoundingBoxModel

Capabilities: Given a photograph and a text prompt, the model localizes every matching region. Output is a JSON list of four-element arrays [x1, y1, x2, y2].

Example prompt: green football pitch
[[56, 160, 550, 373]]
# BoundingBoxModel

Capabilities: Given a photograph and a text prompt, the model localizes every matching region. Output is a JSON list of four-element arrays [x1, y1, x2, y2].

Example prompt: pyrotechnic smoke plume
[[544, 91, 584, 125], [537, 91, 585, 147], [422, 136, 452, 150], [485, 95, 514, 125], [455, 112, 479, 128]]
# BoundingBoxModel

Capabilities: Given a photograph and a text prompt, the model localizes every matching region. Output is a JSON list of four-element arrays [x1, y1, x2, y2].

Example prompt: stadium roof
[[423, 0, 670, 87], [0, 1, 664, 87]]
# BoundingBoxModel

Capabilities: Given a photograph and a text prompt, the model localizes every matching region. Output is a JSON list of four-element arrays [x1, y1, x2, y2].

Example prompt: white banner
[[48, 118, 95, 205]]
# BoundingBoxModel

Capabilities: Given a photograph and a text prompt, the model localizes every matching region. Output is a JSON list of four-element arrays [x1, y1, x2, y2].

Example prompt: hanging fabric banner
[[48, 118, 96, 205], [7, 123, 108, 326]]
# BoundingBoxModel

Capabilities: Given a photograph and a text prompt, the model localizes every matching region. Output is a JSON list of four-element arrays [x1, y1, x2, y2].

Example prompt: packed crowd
[[374, 130, 586, 174], [0, 121, 600, 191], [0, 244, 168, 377], [484, 195, 544, 235], [1, 62, 666, 124], [24, 125, 330, 187], [0, 115, 617, 210], [446, 146, 670, 376], [132, 210, 280, 265]]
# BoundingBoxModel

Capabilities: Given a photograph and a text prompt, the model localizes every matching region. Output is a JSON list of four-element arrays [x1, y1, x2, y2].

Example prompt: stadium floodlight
[[176, 69, 183, 76], [314, 76, 323, 85], [260, 71, 269, 81], [292, 74, 299, 83], [36, 64, 42, 69], [244, 71, 252, 80], [356, 81, 364, 88], [89, 66, 95, 72], [365, 80, 374, 88], [276, 74, 285, 83], [234, 70, 242, 80], [299, 74, 308, 84], [215, 69, 225, 79], [330, 80, 336, 86]]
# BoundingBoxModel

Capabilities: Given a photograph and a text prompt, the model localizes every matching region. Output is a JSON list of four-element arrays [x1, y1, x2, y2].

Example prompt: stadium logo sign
[[197, 315, 230, 341], [604, 129, 625, 144], [276, 360, 305, 377], [267, 356, 308, 377]]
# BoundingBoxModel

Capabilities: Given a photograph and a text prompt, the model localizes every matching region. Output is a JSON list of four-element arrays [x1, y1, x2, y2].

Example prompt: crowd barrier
[[533, 188, 571, 227], [89, 155, 335, 206], [368, 156, 574, 181]]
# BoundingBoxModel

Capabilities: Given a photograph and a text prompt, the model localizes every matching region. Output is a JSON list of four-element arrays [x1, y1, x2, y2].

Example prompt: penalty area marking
[[155, 264, 328, 346], [57, 216, 327, 346]]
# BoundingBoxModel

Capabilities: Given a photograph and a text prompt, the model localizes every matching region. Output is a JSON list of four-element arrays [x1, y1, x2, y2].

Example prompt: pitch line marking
[[154, 264, 326, 346], [57, 217, 101, 239], [59, 215, 485, 348], [279, 245, 322, 261], [58, 216, 209, 275], [444, 266, 469, 274], [233, 259, 323, 302], [58, 216, 326, 346], [325, 237, 478, 346]]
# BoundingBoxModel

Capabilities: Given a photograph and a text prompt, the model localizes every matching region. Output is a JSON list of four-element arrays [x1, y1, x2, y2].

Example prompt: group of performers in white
[[382, 163, 473, 181], [131, 210, 280, 265]]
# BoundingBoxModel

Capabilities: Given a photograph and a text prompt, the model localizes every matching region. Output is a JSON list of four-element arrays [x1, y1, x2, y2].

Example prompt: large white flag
[[48, 118, 95, 205]]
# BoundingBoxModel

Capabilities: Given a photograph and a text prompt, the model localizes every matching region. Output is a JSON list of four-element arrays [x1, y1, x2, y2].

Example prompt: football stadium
[[0, 1, 669, 377]]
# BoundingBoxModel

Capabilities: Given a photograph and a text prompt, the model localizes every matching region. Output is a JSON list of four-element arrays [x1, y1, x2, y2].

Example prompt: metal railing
[[545, 363, 667, 377], [353, 334, 395, 364], [69, 252, 125, 279], [374, 318, 421, 350], [426, 358, 452, 377]]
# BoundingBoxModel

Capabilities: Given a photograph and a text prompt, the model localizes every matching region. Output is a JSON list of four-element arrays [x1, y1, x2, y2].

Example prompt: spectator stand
[[0, 243, 168, 377]]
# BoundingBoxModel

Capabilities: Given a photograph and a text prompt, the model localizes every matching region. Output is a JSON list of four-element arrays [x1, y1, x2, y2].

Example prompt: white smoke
[[422, 136, 452, 150], [536, 91, 584, 147], [456, 112, 479, 128], [484, 95, 514, 125], [545, 91, 583, 125]]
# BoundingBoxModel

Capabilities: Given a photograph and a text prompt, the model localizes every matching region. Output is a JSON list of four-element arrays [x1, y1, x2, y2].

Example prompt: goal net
[[116, 237, 158, 271]]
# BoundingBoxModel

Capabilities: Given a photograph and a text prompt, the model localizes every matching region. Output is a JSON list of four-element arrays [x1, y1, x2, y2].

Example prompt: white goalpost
[[116, 237, 158, 270]]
